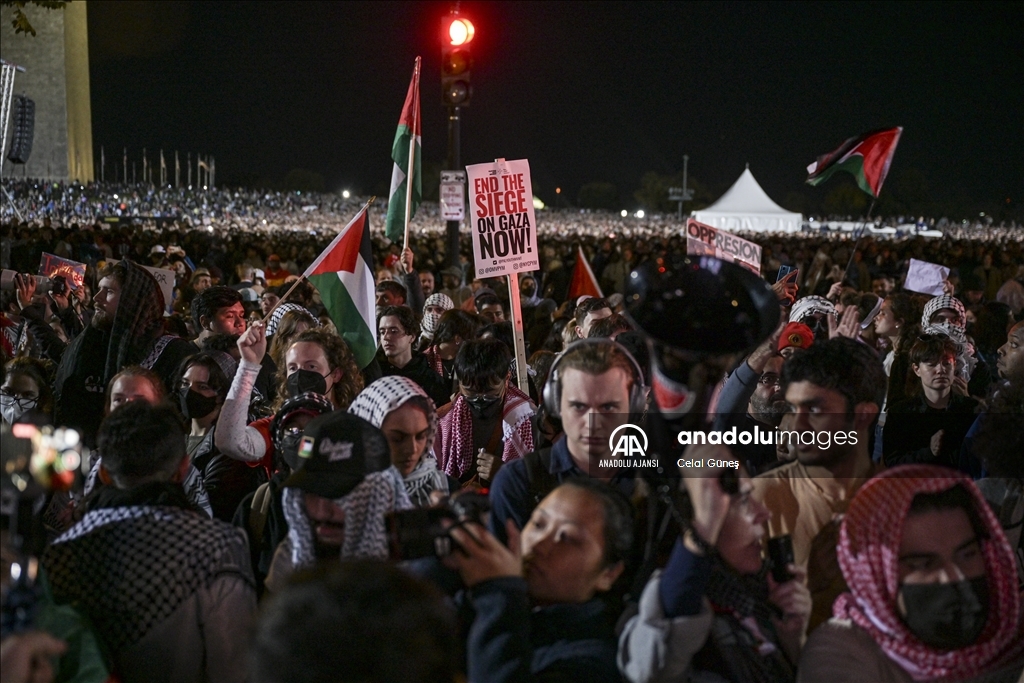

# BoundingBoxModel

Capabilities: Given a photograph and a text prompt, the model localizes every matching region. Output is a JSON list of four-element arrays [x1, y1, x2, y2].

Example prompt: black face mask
[[280, 432, 303, 472], [521, 286, 536, 298], [466, 393, 503, 419], [179, 387, 219, 421], [286, 369, 328, 398], [899, 577, 989, 651]]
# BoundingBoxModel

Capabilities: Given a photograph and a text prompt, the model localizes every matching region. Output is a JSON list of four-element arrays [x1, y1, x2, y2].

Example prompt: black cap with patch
[[282, 412, 391, 499]]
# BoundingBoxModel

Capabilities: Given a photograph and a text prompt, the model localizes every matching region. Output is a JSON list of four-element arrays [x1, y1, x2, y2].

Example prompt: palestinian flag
[[567, 245, 604, 301], [304, 206, 377, 368], [384, 58, 422, 245], [806, 127, 903, 198]]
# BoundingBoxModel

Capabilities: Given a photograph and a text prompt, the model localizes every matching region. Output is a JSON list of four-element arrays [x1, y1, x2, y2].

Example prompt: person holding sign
[[435, 338, 535, 488]]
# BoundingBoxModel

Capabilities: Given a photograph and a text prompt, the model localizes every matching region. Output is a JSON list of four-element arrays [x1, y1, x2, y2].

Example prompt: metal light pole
[[446, 106, 461, 268], [669, 154, 694, 220]]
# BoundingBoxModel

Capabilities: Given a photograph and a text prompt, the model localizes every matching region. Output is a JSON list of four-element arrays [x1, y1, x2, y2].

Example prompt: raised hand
[[238, 320, 267, 365]]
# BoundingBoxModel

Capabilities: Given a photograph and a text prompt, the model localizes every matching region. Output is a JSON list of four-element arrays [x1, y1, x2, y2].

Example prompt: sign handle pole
[[507, 274, 529, 392]]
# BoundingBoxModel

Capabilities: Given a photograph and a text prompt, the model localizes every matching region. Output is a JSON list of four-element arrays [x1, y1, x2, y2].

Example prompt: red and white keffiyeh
[[436, 383, 535, 479], [834, 465, 1024, 680], [423, 346, 445, 377]]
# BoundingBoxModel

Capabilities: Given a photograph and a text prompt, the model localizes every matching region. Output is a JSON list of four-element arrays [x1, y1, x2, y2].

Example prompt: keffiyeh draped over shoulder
[[348, 376, 448, 507], [436, 383, 535, 479], [834, 465, 1024, 681]]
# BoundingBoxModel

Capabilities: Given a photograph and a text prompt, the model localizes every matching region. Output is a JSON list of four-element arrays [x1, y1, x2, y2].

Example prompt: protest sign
[[142, 265, 176, 310], [903, 258, 950, 296], [439, 170, 466, 221], [466, 158, 540, 279], [685, 218, 762, 275], [38, 253, 86, 290]]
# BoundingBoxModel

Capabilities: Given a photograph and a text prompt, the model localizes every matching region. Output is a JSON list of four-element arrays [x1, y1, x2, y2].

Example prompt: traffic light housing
[[441, 16, 474, 107]]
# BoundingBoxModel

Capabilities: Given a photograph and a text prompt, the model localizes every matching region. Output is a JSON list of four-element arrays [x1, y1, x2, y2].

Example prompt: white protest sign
[[440, 170, 466, 221], [684, 218, 762, 275], [466, 158, 540, 279], [142, 265, 176, 311], [903, 258, 950, 296]]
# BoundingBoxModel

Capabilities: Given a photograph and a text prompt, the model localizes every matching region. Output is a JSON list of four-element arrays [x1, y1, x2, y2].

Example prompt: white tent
[[691, 166, 803, 233]]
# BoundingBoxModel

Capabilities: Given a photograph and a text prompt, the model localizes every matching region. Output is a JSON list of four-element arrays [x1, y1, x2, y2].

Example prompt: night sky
[[88, 1, 1023, 212]]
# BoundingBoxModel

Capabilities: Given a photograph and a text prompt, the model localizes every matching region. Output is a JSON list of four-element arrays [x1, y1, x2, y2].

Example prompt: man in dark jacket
[[52, 260, 193, 445], [376, 305, 451, 409], [42, 401, 256, 683]]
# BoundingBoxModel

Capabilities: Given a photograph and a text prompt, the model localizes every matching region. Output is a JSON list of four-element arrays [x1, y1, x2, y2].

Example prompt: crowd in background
[[1, 179, 1022, 683]]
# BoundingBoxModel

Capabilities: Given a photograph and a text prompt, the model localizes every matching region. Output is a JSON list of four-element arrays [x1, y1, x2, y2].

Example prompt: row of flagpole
[[97, 146, 215, 189]]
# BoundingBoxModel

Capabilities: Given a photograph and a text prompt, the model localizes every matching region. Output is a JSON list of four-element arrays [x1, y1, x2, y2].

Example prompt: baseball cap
[[283, 411, 391, 498]]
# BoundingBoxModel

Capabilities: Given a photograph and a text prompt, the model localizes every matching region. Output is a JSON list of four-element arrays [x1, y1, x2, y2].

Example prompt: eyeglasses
[[758, 374, 782, 387]]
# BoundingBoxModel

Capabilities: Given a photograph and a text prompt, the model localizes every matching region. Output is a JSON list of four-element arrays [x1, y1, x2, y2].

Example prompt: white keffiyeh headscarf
[[921, 295, 967, 329], [348, 376, 448, 507], [421, 293, 454, 337]]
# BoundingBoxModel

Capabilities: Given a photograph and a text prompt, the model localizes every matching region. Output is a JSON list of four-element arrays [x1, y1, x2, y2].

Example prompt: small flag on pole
[[385, 57, 422, 246], [806, 127, 903, 198], [567, 245, 604, 301], [304, 204, 378, 369]]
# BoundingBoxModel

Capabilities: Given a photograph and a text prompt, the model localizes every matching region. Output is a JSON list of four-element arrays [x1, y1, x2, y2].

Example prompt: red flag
[[806, 127, 902, 198], [567, 245, 603, 301]]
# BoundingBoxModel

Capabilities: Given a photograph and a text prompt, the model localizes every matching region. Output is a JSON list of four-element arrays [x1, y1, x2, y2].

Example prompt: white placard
[[440, 170, 466, 221], [903, 258, 950, 296], [466, 158, 540, 279], [142, 265, 176, 311]]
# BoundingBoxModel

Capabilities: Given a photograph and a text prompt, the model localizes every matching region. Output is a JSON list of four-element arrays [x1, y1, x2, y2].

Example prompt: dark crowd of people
[[1, 180, 1023, 683]]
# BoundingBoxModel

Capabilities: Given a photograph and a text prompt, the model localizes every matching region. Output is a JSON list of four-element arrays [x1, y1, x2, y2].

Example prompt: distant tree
[[892, 167, 932, 214], [577, 181, 618, 210], [2, 0, 67, 36], [283, 168, 325, 193], [781, 190, 814, 215], [633, 170, 715, 213], [822, 181, 869, 217]]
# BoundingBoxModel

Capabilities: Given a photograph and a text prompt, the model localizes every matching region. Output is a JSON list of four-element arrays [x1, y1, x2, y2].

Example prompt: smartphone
[[768, 535, 795, 583], [776, 265, 796, 283]]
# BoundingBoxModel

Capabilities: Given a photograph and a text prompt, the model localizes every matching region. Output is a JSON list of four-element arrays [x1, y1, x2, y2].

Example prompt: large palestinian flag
[[304, 206, 377, 368], [806, 127, 902, 198], [384, 58, 422, 245]]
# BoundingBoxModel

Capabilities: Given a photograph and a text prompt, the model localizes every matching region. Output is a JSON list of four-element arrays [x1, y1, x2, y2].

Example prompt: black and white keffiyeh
[[348, 376, 448, 507], [788, 295, 836, 324], [921, 294, 967, 329], [282, 467, 411, 566], [43, 501, 247, 652], [421, 293, 454, 337], [266, 302, 319, 337]]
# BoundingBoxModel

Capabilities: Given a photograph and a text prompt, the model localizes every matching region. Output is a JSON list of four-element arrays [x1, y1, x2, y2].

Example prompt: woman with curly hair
[[215, 324, 363, 476]]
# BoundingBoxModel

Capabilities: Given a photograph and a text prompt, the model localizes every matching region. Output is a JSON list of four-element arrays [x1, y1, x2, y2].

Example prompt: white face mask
[[0, 394, 37, 425]]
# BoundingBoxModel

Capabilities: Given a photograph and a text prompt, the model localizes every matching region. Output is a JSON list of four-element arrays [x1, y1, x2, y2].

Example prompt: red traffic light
[[447, 18, 475, 46]]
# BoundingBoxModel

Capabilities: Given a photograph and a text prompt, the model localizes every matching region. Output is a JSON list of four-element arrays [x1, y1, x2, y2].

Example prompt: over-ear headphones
[[542, 338, 648, 418]]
